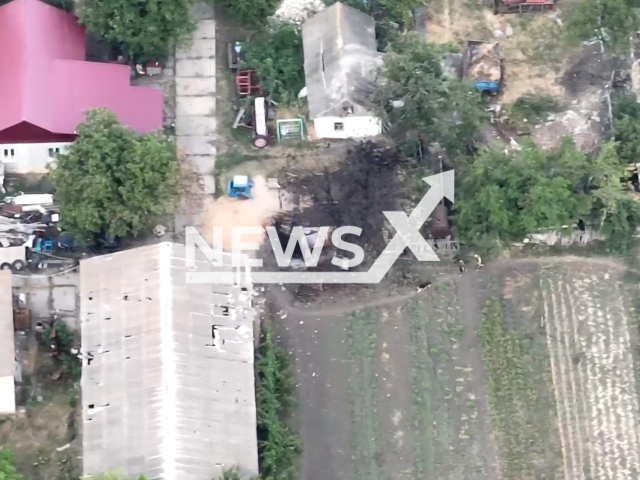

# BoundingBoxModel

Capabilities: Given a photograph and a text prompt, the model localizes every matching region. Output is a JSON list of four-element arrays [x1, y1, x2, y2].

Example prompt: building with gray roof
[[302, 1, 383, 139], [80, 242, 258, 480]]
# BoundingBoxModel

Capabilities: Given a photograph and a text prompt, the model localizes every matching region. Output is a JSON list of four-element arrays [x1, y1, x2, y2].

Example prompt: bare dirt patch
[[202, 175, 283, 249]]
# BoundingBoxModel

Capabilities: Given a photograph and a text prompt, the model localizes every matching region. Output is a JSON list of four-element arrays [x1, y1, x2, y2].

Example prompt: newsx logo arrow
[[367, 170, 455, 282], [185, 171, 455, 284]]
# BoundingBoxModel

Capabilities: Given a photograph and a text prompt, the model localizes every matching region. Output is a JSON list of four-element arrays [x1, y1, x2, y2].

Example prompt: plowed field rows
[[541, 267, 640, 480]]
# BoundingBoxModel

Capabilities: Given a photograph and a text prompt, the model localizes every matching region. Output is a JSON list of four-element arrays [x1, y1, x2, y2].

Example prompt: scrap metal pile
[[0, 194, 58, 246], [467, 43, 502, 83]]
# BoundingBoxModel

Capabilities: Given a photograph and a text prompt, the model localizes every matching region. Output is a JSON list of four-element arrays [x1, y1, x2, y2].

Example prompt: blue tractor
[[227, 175, 254, 199]]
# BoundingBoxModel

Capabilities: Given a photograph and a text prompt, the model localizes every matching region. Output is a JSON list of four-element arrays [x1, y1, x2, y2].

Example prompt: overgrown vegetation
[[614, 94, 640, 164], [372, 36, 487, 158], [78, 0, 196, 61], [329, 0, 424, 48], [51, 109, 179, 244], [40, 320, 81, 383], [243, 25, 305, 105], [480, 298, 556, 479], [455, 137, 640, 254], [255, 326, 302, 480], [564, 0, 640, 53], [217, 0, 280, 27], [502, 93, 564, 127], [0, 448, 24, 480]]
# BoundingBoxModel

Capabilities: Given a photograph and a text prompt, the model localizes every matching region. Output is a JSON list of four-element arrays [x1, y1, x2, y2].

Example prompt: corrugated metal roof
[[80, 243, 258, 480], [302, 2, 382, 119], [0, 270, 15, 414]]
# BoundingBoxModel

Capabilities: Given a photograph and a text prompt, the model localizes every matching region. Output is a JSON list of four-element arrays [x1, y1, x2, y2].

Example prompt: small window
[[2, 148, 16, 163], [334, 122, 344, 131], [48, 148, 53, 157]]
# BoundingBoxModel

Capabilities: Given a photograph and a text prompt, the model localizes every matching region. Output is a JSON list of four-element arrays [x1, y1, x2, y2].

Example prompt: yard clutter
[[462, 40, 504, 95], [273, 0, 325, 24]]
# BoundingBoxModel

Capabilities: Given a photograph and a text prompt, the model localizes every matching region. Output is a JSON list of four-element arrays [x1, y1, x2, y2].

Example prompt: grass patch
[[480, 297, 556, 479], [346, 311, 380, 480], [255, 325, 302, 480]]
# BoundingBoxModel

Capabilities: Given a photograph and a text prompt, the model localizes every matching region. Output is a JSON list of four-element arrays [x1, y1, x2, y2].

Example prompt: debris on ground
[[467, 43, 502, 83], [273, 0, 325, 24], [531, 89, 606, 152]]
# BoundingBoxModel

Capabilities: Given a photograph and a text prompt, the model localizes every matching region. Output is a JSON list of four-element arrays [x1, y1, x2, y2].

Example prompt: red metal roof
[[0, 0, 163, 140]]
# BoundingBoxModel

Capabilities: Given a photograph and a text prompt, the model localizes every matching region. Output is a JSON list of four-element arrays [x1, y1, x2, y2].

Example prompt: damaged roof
[[80, 242, 258, 480], [302, 2, 382, 119], [0, 270, 15, 415]]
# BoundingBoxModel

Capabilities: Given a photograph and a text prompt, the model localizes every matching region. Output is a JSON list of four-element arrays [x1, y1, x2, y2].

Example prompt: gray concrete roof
[[0, 270, 15, 414], [302, 2, 382, 119], [80, 242, 258, 480]]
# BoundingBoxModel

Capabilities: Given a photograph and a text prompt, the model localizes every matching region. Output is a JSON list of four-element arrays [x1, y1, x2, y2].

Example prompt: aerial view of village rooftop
[[0, 0, 640, 479]]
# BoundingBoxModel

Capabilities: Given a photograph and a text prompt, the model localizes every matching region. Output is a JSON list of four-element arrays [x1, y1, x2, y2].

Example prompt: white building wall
[[314, 115, 382, 139], [0, 142, 72, 174]]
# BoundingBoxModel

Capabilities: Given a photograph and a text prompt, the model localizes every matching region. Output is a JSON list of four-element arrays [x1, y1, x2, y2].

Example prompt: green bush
[[0, 448, 24, 480], [255, 326, 302, 480], [455, 137, 640, 255], [217, 0, 280, 26], [243, 26, 305, 106], [78, 0, 195, 61], [503, 93, 564, 126]]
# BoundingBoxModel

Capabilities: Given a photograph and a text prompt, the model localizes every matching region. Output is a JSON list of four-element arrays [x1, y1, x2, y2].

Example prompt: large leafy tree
[[455, 138, 592, 248], [243, 25, 305, 105], [51, 109, 179, 242], [372, 36, 487, 157], [455, 137, 640, 254], [589, 142, 640, 252], [78, 0, 195, 61], [0, 448, 23, 480], [218, 0, 279, 26]]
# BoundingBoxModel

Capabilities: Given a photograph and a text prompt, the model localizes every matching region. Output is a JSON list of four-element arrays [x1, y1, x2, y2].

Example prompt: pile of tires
[[0, 259, 26, 273]]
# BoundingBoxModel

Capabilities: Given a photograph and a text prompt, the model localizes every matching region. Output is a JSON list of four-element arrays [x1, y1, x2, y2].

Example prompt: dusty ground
[[269, 255, 640, 480], [202, 175, 284, 250]]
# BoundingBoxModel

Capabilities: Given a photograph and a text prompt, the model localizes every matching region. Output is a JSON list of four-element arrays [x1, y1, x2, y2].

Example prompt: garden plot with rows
[[483, 259, 640, 480], [541, 265, 640, 480]]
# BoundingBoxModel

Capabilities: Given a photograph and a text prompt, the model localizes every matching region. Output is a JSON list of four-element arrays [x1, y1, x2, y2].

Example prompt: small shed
[[0, 270, 15, 415], [302, 2, 383, 139]]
